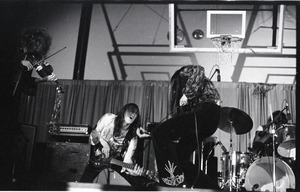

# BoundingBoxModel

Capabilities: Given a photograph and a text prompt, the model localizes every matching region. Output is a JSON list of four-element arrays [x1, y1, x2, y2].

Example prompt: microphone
[[214, 138, 227, 152], [285, 102, 291, 121], [216, 69, 221, 82]]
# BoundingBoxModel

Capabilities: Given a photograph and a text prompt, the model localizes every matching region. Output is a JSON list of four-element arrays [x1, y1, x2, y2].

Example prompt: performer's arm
[[21, 60, 57, 83], [122, 137, 144, 176], [123, 137, 137, 164], [91, 114, 114, 158]]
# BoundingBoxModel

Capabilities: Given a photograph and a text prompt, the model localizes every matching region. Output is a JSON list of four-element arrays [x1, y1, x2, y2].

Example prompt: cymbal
[[218, 107, 253, 135]]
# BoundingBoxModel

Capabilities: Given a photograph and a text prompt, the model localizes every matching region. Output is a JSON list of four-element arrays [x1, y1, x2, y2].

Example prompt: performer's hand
[[95, 148, 102, 156], [101, 143, 110, 158], [136, 127, 150, 138], [179, 94, 188, 106], [123, 164, 144, 176], [21, 60, 33, 71]]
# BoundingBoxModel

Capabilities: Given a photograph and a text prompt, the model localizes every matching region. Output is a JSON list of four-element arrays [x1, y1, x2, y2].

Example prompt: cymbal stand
[[224, 120, 236, 191]]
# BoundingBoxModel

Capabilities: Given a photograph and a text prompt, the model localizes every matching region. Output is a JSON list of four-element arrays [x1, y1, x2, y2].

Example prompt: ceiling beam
[[0, 0, 299, 4]]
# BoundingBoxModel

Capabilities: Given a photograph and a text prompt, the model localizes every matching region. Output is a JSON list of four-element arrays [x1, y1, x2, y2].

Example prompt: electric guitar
[[90, 143, 158, 182]]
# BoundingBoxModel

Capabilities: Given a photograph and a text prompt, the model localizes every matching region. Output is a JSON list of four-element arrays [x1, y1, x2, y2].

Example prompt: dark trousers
[[151, 102, 220, 189]]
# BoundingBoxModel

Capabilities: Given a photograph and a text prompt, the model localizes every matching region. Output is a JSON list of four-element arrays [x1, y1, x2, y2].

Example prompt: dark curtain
[[18, 80, 170, 143]]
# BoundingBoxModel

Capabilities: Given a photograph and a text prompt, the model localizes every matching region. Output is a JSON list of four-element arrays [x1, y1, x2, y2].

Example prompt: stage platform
[[68, 182, 224, 191], [9, 180, 224, 191]]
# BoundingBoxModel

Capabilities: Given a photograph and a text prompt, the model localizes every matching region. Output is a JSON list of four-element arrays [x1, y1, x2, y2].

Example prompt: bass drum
[[244, 157, 295, 192], [93, 168, 130, 186]]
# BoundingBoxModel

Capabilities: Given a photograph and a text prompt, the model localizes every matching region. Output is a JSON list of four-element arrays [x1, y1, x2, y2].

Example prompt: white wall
[[1, 3, 296, 83], [86, 4, 296, 83]]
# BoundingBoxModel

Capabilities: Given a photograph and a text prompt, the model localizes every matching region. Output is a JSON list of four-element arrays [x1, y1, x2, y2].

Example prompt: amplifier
[[59, 124, 91, 135], [52, 124, 91, 135], [49, 124, 92, 143]]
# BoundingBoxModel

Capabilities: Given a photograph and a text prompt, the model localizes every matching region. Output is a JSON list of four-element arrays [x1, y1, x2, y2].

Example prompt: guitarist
[[80, 103, 156, 187]]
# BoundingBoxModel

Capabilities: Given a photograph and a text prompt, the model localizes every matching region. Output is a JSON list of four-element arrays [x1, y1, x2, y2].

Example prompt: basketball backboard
[[207, 10, 246, 38], [169, 4, 286, 54]]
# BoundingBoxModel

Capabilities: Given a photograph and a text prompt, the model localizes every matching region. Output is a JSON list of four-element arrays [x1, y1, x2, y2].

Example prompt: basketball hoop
[[211, 35, 242, 65]]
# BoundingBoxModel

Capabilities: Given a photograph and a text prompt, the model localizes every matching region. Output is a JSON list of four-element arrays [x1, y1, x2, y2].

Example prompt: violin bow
[[33, 46, 67, 66]]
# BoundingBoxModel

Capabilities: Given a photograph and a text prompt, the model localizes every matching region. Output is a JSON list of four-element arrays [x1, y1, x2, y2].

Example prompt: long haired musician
[[151, 65, 221, 189], [80, 103, 157, 187]]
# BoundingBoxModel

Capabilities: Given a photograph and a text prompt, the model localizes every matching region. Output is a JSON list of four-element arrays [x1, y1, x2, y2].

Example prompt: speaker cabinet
[[20, 124, 36, 171], [45, 142, 90, 182]]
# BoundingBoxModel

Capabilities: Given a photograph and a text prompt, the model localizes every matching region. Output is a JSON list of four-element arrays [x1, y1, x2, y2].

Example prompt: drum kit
[[217, 107, 296, 192]]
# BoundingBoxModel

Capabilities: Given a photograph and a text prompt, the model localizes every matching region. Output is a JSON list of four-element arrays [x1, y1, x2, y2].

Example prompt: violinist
[[0, 28, 61, 189], [13, 28, 61, 96]]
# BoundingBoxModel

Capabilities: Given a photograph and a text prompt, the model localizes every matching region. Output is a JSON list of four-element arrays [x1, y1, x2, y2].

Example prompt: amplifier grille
[[57, 124, 91, 135]]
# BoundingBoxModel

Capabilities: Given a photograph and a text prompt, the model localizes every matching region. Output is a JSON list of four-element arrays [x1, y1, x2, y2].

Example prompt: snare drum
[[244, 156, 295, 192]]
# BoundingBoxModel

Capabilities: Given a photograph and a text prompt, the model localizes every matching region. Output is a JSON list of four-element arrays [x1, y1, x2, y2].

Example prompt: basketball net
[[211, 35, 242, 65]]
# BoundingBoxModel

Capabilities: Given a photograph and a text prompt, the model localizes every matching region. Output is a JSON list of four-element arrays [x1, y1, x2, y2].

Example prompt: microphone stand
[[229, 121, 234, 192], [270, 122, 276, 192], [268, 105, 288, 192]]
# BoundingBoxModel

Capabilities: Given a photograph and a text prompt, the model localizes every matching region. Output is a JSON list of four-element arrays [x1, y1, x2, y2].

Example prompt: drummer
[[249, 110, 288, 157]]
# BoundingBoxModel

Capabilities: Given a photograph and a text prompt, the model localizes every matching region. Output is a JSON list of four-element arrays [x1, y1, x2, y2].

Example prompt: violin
[[24, 47, 66, 93], [27, 54, 55, 78]]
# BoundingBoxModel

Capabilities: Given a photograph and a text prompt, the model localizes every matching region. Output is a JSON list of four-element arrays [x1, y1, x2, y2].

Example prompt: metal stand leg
[[271, 124, 277, 192]]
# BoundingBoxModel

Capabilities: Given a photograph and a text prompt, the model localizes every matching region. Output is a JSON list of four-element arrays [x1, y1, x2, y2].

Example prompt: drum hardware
[[218, 107, 253, 135], [218, 107, 253, 191], [276, 124, 296, 159], [220, 151, 253, 191], [220, 125, 243, 192], [268, 104, 289, 192]]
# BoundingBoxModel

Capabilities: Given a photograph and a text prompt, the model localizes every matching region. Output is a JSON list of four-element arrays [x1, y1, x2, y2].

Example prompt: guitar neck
[[110, 158, 148, 177], [110, 158, 136, 170], [90, 149, 158, 182]]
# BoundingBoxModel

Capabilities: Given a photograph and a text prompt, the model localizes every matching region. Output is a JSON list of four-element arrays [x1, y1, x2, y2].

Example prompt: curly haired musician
[[80, 103, 157, 187], [13, 28, 57, 96], [151, 65, 221, 189], [0, 28, 58, 189]]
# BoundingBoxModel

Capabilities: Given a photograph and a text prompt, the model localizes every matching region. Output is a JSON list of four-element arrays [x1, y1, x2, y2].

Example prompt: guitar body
[[93, 168, 130, 186], [90, 144, 159, 182]]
